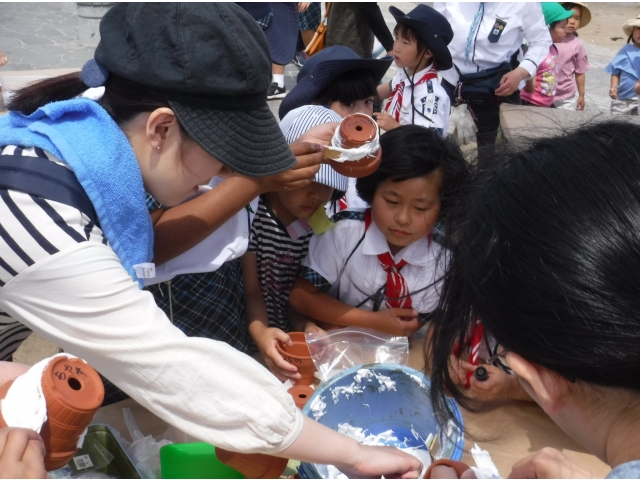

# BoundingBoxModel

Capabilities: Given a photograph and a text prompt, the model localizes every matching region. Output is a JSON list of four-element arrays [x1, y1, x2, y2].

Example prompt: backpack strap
[[0, 154, 98, 225]]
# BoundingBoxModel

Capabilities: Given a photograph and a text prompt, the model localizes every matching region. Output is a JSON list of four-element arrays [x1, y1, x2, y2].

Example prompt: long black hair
[[429, 120, 640, 426], [356, 125, 472, 248]]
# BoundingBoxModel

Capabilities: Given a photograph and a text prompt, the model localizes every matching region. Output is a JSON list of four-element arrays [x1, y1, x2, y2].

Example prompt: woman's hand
[[295, 121, 339, 146], [0, 428, 46, 479], [508, 448, 597, 479], [609, 86, 618, 100], [254, 327, 301, 382], [298, 2, 311, 12], [250, 142, 324, 193], [373, 112, 400, 132], [337, 444, 423, 479]]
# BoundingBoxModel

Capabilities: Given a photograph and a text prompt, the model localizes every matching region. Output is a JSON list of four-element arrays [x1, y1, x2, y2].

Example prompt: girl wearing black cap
[[0, 3, 421, 477]]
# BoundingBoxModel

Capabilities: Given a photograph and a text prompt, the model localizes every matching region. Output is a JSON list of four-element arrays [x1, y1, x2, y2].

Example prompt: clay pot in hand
[[326, 113, 382, 178], [216, 447, 289, 479], [287, 385, 314, 409], [275, 332, 316, 386], [0, 356, 104, 471]]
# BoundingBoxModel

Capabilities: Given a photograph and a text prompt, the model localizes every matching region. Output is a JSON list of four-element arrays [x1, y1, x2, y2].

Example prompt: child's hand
[[609, 86, 618, 100], [635, 79, 640, 96], [508, 448, 598, 479], [373, 112, 400, 132], [0, 428, 46, 479], [302, 321, 325, 335], [0, 51, 7, 68], [255, 328, 302, 382], [374, 308, 421, 336], [576, 95, 585, 111]]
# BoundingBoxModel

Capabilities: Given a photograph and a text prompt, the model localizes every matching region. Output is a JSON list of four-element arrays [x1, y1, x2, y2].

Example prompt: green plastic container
[[160, 442, 245, 479]]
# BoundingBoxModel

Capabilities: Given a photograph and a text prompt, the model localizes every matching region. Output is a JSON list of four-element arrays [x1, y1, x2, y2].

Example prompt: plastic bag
[[122, 407, 173, 479], [49, 442, 115, 479], [305, 327, 409, 382]]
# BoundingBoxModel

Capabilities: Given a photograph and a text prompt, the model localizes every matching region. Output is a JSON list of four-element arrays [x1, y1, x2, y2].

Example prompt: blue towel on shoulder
[[0, 98, 153, 287]]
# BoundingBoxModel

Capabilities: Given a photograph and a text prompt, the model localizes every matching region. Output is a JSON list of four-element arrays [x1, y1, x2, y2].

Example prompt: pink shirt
[[520, 45, 559, 107], [554, 35, 590, 100]]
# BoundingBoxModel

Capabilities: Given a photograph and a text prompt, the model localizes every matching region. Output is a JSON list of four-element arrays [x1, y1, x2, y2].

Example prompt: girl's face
[[371, 171, 442, 255], [329, 97, 375, 118], [392, 34, 433, 72], [551, 19, 568, 43], [633, 26, 640, 47], [276, 181, 334, 222], [565, 6, 582, 35]]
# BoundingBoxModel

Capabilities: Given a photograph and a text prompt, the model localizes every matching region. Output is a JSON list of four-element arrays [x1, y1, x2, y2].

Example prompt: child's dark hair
[[394, 23, 431, 65], [428, 120, 640, 428], [7, 72, 192, 141], [549, 20, 563, 31], [313, 69, 379, 107], [562, 3, 580, 36], [356, 125, 471, 247]]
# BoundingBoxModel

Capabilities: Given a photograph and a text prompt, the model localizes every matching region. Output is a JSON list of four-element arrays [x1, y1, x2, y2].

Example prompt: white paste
[[310, 394, 327, 420], [409, 374, 428, 389], [331, 383, 364, 404], [1, 353, 77, 433], [325, 116, 381, 163]]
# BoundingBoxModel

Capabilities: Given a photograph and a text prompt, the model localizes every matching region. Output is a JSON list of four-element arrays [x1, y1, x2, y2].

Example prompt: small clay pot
[[216, 447, 289, 479], [0, 356, 104, 471], [327, 113, 382, 178], [287, 385, 314, 409], [275, 332, 316, 386]]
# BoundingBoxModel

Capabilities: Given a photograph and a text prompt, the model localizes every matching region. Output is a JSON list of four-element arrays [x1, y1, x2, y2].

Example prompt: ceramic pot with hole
[[275, 332, 316, 386], [327, 113, 382, 178], [0, 356, 104, 471], [287, 385, 314, 409]]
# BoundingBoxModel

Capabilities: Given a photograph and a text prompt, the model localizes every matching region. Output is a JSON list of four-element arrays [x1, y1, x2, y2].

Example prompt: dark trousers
[[442, 79, 521, 167]]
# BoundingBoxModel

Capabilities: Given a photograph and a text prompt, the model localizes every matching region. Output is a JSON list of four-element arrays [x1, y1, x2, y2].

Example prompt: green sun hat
[[542, 2, 573, 25]]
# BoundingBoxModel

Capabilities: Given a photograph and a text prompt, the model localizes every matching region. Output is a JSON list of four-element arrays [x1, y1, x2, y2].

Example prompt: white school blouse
[[145, 176, 259, 285], [434, 2, 551, 88], [300, 212, 445, 313], [387, 64, 450, 136]]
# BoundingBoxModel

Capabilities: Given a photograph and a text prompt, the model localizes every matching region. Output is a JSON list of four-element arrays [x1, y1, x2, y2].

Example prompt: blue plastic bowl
[[299, 363, 464, 478]]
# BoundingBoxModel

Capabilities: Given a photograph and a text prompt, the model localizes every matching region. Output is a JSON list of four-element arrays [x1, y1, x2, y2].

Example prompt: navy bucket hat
[[389, 4, 453, 70], [238, 2, 299, 66], [94, 3, 295, 177], [278, 46, 393, 119]]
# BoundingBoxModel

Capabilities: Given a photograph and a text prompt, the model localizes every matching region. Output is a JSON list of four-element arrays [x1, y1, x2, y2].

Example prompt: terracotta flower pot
[[276, 332, 316, 386], [0, 356, 104, 471], [287, 385, 314, 409], [326, 113, 382, 178], [216, 447, 289, 479]]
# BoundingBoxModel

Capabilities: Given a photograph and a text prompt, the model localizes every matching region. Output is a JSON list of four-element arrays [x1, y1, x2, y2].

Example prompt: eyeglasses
[[486, 347, 514, 375]]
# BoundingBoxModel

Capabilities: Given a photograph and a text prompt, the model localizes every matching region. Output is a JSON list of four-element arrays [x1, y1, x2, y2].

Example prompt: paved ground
[[2, 1, 639, 364]]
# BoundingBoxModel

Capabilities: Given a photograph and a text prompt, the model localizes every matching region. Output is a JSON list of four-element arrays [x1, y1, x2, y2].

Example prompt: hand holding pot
[[255, 327, 301, 382], [0, 428, 46, 479]]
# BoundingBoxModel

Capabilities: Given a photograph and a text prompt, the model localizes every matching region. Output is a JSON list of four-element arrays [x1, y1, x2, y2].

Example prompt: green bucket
[[160, 442, 245, 479]]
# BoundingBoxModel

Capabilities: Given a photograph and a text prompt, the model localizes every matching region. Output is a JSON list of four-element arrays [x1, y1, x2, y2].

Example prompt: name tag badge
[[488, 18, 507, 43], [133, 262, 156, 279]]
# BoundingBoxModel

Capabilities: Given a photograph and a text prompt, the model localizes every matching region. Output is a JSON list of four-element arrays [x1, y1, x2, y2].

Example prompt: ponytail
[[6, 72, 87, 115]]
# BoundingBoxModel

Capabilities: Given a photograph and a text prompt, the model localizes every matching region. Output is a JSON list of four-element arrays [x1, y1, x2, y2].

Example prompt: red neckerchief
[[383, 69, 438, 122]]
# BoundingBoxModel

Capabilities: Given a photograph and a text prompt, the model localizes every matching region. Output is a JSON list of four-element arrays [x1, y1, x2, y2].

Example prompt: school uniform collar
[[397, 63, 435, 84], [361, 219, 433, 266]]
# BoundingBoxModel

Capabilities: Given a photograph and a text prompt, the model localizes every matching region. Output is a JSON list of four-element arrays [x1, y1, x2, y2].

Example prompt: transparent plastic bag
[[122, 407, 173, 479], [305, 327, 409, 382]]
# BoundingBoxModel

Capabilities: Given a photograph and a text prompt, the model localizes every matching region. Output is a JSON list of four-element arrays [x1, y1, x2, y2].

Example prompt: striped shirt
[[0, 145, 106, 360], [248, 196, 313, 331]]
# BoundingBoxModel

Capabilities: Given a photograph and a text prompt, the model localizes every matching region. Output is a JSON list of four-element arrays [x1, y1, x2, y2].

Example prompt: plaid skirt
[[299, 2, 321, 31]]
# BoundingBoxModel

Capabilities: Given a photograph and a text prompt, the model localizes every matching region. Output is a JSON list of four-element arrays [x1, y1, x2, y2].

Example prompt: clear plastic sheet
[[305, 327, 409, 382]]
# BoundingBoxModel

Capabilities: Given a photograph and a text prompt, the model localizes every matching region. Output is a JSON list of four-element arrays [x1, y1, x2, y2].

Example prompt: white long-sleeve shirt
[[434, 2, 551, 87], [0, 146, 303, 454]]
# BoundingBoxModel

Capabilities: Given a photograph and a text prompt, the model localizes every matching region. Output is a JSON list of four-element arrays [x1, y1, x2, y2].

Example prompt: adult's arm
[[518, 3, 552, 80], [0, 241, 302, 453], [0, 242, 423, 477], [358, 3, 394, 52]]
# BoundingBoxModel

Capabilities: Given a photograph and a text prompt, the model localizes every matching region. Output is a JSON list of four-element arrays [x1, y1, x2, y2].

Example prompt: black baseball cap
[[94, 3, 295, 177]]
